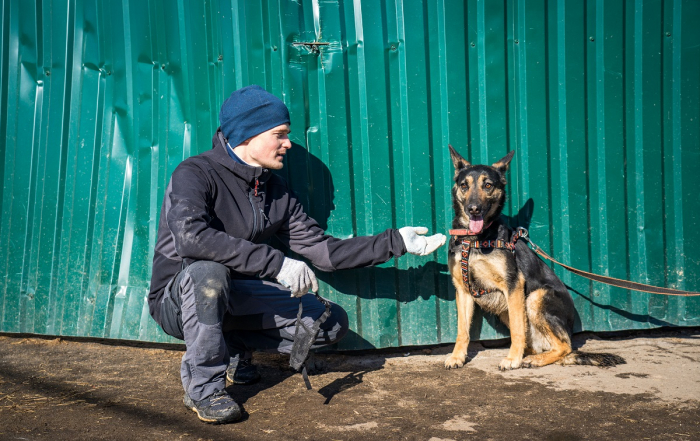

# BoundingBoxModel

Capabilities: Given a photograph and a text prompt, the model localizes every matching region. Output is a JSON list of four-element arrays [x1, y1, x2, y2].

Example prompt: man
[[148, 85, 446, 424]]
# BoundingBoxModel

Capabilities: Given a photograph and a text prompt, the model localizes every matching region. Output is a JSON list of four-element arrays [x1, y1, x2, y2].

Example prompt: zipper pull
[[254, 178, 259, 197]]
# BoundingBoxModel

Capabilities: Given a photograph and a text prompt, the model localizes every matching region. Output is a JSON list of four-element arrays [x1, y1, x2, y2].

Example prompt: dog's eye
[[484, 182, 493, 190], [460, 183, 468, 190]]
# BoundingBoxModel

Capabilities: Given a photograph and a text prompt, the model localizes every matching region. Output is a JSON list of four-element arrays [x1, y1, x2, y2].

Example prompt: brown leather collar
[[448, 222, 493, 237]]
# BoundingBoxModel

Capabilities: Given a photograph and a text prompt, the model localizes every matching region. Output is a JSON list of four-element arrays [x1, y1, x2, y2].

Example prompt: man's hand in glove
[[276, 257, 319, 298], [399, 226, 447, 256]]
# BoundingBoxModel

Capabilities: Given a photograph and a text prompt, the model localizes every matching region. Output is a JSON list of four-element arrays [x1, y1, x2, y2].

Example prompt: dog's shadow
[[502, 197, 535, 232], [565, 284, 676, 348], [503, 199, 677, 348]]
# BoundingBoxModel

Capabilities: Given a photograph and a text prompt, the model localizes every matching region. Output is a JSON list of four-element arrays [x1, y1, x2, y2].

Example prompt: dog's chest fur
[[451, 246, 514, 315]]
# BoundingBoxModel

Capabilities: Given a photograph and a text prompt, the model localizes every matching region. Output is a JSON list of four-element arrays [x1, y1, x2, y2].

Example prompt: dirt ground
[[0, 328, 698, 441]]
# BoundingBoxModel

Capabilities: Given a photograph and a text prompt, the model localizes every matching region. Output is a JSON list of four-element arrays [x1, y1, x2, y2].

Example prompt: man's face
[[234, 124, 292, 170]]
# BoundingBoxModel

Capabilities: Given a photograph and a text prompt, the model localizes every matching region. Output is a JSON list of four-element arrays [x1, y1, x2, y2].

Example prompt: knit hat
[[219, 85, 290, 148]]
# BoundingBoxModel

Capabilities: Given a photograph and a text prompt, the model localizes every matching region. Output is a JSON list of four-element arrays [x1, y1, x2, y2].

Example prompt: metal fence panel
[[1, 0, 698, 349]]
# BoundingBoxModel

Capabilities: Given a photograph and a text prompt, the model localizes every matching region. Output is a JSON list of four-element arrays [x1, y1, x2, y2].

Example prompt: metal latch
[[292, 41, 330, 54]]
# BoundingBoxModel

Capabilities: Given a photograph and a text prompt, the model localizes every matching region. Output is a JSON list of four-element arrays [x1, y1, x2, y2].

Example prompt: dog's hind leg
[[521, 288, 572, 368]]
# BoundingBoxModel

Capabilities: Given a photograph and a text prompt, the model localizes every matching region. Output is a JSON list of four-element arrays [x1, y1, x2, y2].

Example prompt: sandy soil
[[0, 328, 698, 440]]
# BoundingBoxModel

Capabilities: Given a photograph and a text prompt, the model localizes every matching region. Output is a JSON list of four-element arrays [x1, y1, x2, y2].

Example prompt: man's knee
[[182, 261, 230, 325], [186, 261, 229, 283]]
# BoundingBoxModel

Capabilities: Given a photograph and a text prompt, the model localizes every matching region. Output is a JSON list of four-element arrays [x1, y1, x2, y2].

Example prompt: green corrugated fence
[[1, 0, 698, 349]]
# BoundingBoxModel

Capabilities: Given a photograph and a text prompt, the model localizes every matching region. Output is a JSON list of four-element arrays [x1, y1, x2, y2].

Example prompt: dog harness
[[450, 227, 528, 298]]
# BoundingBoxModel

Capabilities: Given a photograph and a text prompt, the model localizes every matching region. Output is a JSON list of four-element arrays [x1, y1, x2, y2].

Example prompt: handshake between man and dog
[[443, 146, 624, 371]]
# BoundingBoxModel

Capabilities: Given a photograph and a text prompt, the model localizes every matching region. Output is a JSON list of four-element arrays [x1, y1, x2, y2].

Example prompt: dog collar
[[448, 222, 493, 236]]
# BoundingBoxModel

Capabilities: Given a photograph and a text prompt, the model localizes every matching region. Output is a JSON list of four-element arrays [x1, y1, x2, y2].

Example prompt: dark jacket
[[148, 129, 407, 322]]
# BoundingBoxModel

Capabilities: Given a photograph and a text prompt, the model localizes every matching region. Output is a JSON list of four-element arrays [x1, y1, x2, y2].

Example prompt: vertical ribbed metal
[[1, 0, 698, 349]]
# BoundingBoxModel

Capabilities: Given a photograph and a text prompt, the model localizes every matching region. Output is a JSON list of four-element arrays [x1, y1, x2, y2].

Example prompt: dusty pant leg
[[174, 261, 231, 402], [222, 279, 349, 355]]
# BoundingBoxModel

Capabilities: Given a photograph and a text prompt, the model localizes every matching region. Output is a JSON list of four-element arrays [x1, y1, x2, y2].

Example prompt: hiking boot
[[183, 389, 242, 424], [226, 357, 261, 385]]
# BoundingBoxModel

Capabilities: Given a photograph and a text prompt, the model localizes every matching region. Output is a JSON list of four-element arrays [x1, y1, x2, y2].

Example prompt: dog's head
[[449, 146, 515, 235]]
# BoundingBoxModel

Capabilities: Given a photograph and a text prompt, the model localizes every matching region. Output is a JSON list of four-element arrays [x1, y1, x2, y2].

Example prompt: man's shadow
[[276, 144, 452, 303]]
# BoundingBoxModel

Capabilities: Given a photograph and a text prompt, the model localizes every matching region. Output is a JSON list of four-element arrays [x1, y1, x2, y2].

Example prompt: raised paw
[[444, 354, 468, 369], [498, 356, 523, 371]]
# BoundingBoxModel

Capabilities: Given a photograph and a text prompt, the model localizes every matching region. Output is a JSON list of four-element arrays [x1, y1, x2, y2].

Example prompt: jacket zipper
[[248, 178, 264, 242], [248, 189, 259, 241]]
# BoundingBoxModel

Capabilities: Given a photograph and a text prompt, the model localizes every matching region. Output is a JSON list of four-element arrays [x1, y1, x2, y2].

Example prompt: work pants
[[156, 260, 348, 401]]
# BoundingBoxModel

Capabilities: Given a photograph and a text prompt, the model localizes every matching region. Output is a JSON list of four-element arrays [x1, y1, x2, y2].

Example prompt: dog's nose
[[468, 204, 481, 215]]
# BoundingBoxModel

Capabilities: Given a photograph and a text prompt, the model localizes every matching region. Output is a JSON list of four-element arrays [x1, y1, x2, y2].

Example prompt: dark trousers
[[156, 261, 349, 401]]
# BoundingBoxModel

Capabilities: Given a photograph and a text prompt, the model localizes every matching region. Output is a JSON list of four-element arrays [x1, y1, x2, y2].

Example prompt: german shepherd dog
[[444, 146, 624, 370]]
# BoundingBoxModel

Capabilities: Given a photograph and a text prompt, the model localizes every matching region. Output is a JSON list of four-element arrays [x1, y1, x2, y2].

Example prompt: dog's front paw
[[498, 357, 523, 371], [444, 354, 468, 369]]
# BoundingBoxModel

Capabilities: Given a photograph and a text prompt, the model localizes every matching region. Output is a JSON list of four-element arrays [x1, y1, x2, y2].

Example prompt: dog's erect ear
[[449, 145, 470, 172], [492, 150, 515, 173]]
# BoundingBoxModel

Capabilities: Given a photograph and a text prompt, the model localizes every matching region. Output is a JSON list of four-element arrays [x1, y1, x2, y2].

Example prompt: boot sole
[[188, 406, 241, 424], [184, 397, 242, 424], [226, 371, 261, 385]]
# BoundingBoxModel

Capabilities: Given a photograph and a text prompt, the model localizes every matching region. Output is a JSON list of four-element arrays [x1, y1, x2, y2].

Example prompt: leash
[[289, 294, 332, 390], [449, 226, 700, 296], [518, 228, 700, 297]]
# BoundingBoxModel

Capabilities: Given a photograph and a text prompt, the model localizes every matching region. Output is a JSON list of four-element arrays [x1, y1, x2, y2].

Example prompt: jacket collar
[[211, 129, 272, 185]]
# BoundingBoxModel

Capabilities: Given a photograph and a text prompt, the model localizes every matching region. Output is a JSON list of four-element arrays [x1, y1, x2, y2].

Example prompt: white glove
[[276, 257, 319, 298], [399, 226, 447, 256]]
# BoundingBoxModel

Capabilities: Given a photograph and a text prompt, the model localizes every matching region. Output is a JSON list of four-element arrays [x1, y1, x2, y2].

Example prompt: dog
[[444, 146, 624, 371]]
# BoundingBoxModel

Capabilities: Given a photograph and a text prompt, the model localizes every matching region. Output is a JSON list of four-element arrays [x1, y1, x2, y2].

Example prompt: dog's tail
[[558, 351, 626, 367]]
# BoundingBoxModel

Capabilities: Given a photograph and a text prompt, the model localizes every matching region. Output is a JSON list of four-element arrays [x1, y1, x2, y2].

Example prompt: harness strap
[[289, 294, 332, 390], [456, 227, 527, 298]]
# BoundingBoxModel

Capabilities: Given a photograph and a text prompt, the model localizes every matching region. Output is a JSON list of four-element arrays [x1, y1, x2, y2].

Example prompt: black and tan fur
[[444, 146, 624, 371]]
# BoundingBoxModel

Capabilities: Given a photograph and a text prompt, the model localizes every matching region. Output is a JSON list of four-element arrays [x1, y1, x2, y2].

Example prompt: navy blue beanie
[[219, 85, 290, 147]]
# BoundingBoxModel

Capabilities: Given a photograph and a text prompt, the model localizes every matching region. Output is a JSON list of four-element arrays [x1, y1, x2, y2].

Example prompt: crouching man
[[148, 85, 446, 424]]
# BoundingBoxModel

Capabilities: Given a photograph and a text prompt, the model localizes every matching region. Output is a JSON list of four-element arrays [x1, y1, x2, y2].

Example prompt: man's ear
[[492, 150, 515, 173], [449, 145, 470, 173]]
